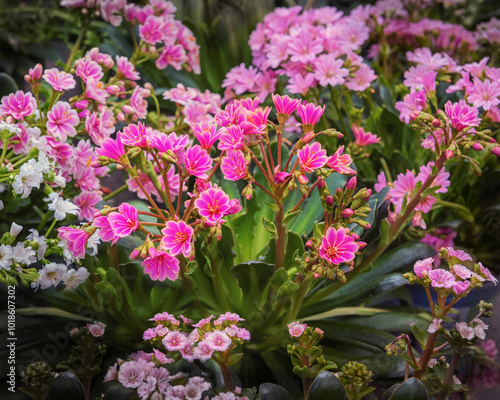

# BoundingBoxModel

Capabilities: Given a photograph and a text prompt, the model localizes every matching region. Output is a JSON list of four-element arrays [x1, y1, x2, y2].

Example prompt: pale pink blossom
[[288, 321, 307, 337], [46, 101, 79, 141], [42, 68, 76, 91]]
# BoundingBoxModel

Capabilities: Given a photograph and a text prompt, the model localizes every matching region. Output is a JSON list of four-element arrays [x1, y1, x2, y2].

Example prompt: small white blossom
[[87, 230, 101, 256], [10, 222, 23, 236], [456, 322, 474, 340], [45, 192, 80, 221], [53, 171, 67, 188], [33, 262, 67, 290], [10, 242, 36, 265], [428, 318, 443, 333], [58, 241, 75, 265], [474, 319, 489, 340], [63, 267, 90, 290], [36, 151, 53, 174], [0, 200, 3, 210], [0, 120, 21, 134], [26, 229, 47, 260], [12, 159, 44, 198], [0, 244, 13, 270]]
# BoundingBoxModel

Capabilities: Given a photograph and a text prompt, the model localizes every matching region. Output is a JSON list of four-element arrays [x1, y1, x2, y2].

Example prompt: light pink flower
[[467, 78, 500, 111], [452, 264, 472, 279], [194, 187, 230, 223], [43, 68, 76, 91], [162, 330, 189, 352], [374, 172, 387, 193], [46, 101, 80, 141], [287, 32, 323, 63], [478, 262, 498, 285], [191, 122, 221, 150], [297, 102, 325, 126], [205, 331, 231, 352], [345, 64, 377, 92], [287, 73, 316, 96], [395, 90, 427, 124], [428, 318, 442, 333], [139, 15, 165, 44], [428, 268, 456, 289], [352, 125, 381, 146], [221, 150, 248, 181], [0, 90, 36, 120], [446, 248, 473, 262], [403, 65, 437, 93], [76, 59, 103, 83], [116, 56, 140, 80], [319, 226, 359, 265], [108, 203, 139, 238], [185, 145, 213, 179], [272, 94, 300, 116], [143, 328, 157, 340], [85, 77, 109, 104], [85, 107, 115, 145], [445, 100, 480, 131], [156, 44, 187, 70], [456, 322, 474, 340], [453, 280, 470, 295], [87, 322, 106, 337], [100, 0, 126, 27], [142, 247, 180, 281], [288, 321, 307, 337], [161, 220, 194, 257], [118, 361, 144, 388], [414, 258, 433, 278], [193, 340, 214, 362], [73, 191, 102, 221], [298, 142, 328, 173], [313, 54, 349, 87], [214, 312, 244, 325], [326, 146, 356, 175]]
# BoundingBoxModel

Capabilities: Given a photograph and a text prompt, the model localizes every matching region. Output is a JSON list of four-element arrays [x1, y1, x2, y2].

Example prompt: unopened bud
[[341, 208, 354, 218], [346, 177, 357, 191], [432, 118, 440, 127], [472, 142, 483, 151], [326, 195, 334, 207]]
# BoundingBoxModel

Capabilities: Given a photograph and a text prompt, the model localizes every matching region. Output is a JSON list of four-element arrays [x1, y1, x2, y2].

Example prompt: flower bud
[[492, 146, 500, 157], [472, 142, 483, 151], [346, 177, 357, 191], [326, 195, 334, 207], [341, 208, 354, 218], [432, 118, 440, 127]]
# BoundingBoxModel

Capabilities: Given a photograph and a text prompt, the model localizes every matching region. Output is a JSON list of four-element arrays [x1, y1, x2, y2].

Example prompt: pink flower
[[287, 73, 316, 96], [272, 94, 300, 117], [452, 264, 472, 279], [194, 187, 230, 223], [326, 146, 356, 175], [214, 312, 244, 325], [73, 191, 102, 221], [456, 322, 474, 340], [313, 54, 349, 87], [123, 86, 148, 119], [120, 122, 149, 148], [193, 340, 214, 362], [76, 59, 103, 83], [352, 125, 380, 146], [298, 142, 328, 173], [101, 0, 126, 27], [139, 15, 166, 44], [374, 172, 387, 193], [403, 65, 437, 93], [156, 44, 187, 70], [467, 78, 500, 110], [0, 90, 36, 120], [218, 125, 245, 151], [85, 107, 115, 145], [85, 78, 109, 104], [58, 227, 92, 260], [406, 48, 448, 71], [205, 331, 231, 352], [185, 145, 213, 179], [116, 56, 140, 80], [478, 262, 498, 285], [288, 321, 307, 337], [297, 102, 325, 126], [287, 31, 323, 63], [428, 269, 456, 289], [445, 100, 480, 131], [87, 322, 106, 337], [221, 150, 248, 181], [162, 331, 189, 352], [453, 280, 470, 295], [428, 318, 442, 333], [345, 64, 377, 92], [395, 90, 427, 124], [161, 220, 194, 257], [118, 361, 144, 388], [414, 258, 433, 278], [96, 134, 125, 161], [222, 63, 259, 95], [46, 101, 80, 141], [191, 122, 221, 150], [42, 68, 76, 91], [143, 328, 157, 340], [446, 247, 473, 262], [142, 247, 180, 281], [319, 226, 359, 265], [108, 203, 139, 238]]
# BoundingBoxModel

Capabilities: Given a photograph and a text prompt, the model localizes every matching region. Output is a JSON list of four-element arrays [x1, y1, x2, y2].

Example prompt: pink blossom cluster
[[104, 350, 212, 400], [142, 312, 250, 365], [222, 5, 377, 102], [62, 0, 200, 74], [410, 247, 497, 297]]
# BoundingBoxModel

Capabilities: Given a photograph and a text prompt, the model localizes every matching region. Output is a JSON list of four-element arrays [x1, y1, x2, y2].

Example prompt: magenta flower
[[297, 102, 325, 126], [428, 269, 456, 289], [42, 68, 76, 92], [288, 321, 307, 337], [142, 247, 180, 281], [76, 59, 103, 83], [352, 125, 381, 146], [194, 187, 230, 223], [93, 215, 117, 244], [326, 146, 356, 175], [185, 145, 213, 179], [272, 94, 300, 117], [0, 90, 36, 120], [191, 122, 221, 150], [478, 262, 498, 285], [414, 258, 433, 278], [388, 171, 417, 214], [297, 142, 328, 173], [318, 226, 359, 265], [161, 220, 194, 257], [116, 56, 140, 81], [221, 150, 248, 181], [218, 125, 245, 151], [108, 203, 139, 238], [120, 122, 149, 148], [445, 100, 480, 131], [156, 44, 187, 71], [395, 90, 427, 124], [96, 134, 125, 161], [46, 101, 80, 140], [453, 280, 470, 295], [58, 227, 92, 260], [205, 331, 231, 352], [139, 15, 165, 44]]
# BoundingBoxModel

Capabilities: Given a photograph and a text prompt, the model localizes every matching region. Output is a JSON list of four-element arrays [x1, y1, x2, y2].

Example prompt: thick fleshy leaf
[[309, 371, 348, 400], [259, 383, 291, 400], [103, 385, 136, 400], [260, 351, 303, 400], [231, 261, 274, 313], [261, 230, 305, 269], [389, 377, 429, 400], [346, 311, 432, 332], [303, 307, 389, 321], [46, 371, 85, 400]]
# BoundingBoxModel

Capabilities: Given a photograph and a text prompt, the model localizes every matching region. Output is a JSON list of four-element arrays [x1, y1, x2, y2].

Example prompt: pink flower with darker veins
[[194, 187, 230, 223], [352, 125, 381, 146], [298, 142, 328, 173], [345, 64, 377, 92], [395, 90, 427, 124], [163, 331, 189, 352], [428, 268, 456, 289], [326, 146, 356, 175], [185, 145, 213, 179], [108, 203, 139, 238], [142, 247, 180, 281], [0, 90, 36, 120], [319, 226, 359, 265], [87, 322, 106, 337], [58, 227, 92, 260], [467, 78, 500, 111], [288, 321, 307, 337], [191, 122, 221, 150], [76, 59, 103, 83], [120, 122, 149, 148], [414, 258, 433, 278], [272, 94, 300, 117], [297, 102, 325, 126], [46, 101, 79, 141], [221, 150, 248, 181], [313, 54, 349, 87], [161, 220, 194, 257], [73, 191, 102, 221], [445, 100, 480, 131], [205, 331, 231, 352], [96, 134, 125, 161], [43, 68, 76, 92], [116, 56, 140, 80], [139, 15, 165, 44], [156, 44, 187, 70]]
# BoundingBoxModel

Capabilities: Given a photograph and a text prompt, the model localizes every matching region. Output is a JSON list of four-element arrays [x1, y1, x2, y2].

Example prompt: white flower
[[58, 241, 75, 265], [26, 229, 47, 260], [452, 376, 462, 385], [45, 192, 80, 221], [428, 358, 438, 368], [428, 318, 443, 333], [29, 134, 52, 155], [0, 200, 3, 210], [456, 322, 474, 340], [87, 230, 100, 256], [0, 244, 13, 270], [36, 151, 53, 174], [63, 267, 90, 290], [12, 159, 44, 198], [474, 319, 489, 339], [34, 262, 67, 289], [0, 121, 21, 134], [10, 243, 36, 265], [53, 171, 67, 188], [10, 222, 23, 236]]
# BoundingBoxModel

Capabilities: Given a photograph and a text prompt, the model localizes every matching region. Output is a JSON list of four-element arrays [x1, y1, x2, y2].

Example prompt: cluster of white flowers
[[45, 192, 80, 221], [456, 319, 489, 340], [31, 262, 90, 290], [0, 223, 38, 270]]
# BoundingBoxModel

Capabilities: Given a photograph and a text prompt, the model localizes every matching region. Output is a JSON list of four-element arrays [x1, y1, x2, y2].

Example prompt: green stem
[[0, 139, 8, 166], [219, 364, 234, 392], [103, 184, 128, 201], [44, 218, 57, 238], [65, 25, 87, 72], [285, 274, 314, 322], [274, 203, 286, 271]]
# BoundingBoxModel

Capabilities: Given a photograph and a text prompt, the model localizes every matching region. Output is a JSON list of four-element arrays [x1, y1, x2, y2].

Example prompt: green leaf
[[103, 384, 136, 400], [16, 307, 94, 322], [309, 371, 348, 400], [259, 383, 291, 400], [263, 217, 278, 238], [0, 72, 17, 97], [346, 311, 432, 333], [380, 384, 399, 400], [261, 230, 305, 270], [231, 261, 274, 312], [46, 371, 86, 400], [411, 324, 429, 348], [303, 307, 389, 321], [390, 377, 429, 400]]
